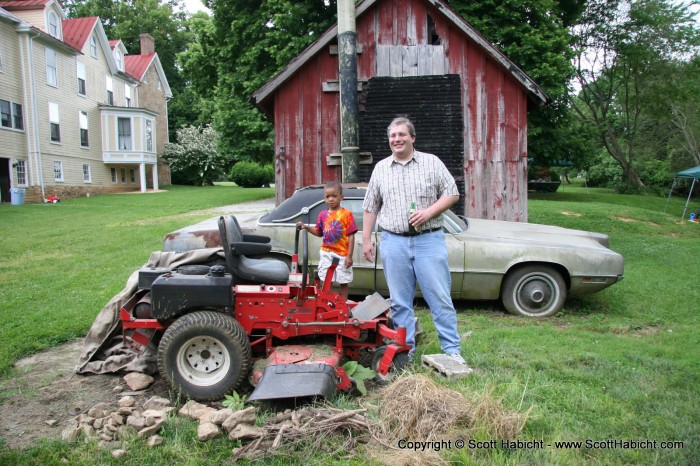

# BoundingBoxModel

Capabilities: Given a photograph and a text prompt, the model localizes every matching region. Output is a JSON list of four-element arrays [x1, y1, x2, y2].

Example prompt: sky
[[181, 0, 210, 14]]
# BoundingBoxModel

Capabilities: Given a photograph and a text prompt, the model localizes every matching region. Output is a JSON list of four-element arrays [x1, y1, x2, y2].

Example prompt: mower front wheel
[[157, 311, 251, 401], [371, 346, 410, 385]]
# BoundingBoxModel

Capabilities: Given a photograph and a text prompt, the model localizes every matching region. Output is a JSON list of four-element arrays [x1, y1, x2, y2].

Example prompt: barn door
[[358, 75, 464, 210]]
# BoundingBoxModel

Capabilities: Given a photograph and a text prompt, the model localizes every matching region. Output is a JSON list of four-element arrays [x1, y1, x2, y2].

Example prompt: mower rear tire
[[157, 311, 251, 401], [371, 346, 410, 385]]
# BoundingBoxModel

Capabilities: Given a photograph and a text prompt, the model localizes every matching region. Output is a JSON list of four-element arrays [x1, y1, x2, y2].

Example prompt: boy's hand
[[344, 256, 353, 268], [296, 221, 304, 231]]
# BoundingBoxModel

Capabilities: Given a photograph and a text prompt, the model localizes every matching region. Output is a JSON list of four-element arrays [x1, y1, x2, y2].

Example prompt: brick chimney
[[140, 33, 155, 55]]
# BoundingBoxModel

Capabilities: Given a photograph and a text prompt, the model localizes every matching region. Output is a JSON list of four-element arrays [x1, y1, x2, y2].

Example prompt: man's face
[[388, 124, 415, 159]]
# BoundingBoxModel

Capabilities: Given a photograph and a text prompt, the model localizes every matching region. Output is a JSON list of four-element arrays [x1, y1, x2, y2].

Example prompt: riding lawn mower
[[118, 215, 411, 402]]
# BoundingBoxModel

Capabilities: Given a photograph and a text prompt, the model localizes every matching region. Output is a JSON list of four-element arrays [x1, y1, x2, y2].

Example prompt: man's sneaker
[[446, 352, 466, 365]]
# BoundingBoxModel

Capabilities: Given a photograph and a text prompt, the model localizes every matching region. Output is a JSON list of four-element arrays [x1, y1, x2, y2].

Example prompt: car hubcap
[[177, 336, 230, 386], [518, 275, 556, 312]]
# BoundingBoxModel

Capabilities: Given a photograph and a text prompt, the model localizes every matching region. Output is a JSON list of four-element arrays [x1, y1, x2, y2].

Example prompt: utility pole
[[337, 0, 359, 182]]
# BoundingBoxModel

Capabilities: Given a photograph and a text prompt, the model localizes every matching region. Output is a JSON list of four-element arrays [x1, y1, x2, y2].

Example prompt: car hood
[[463, 219, 611, 249]]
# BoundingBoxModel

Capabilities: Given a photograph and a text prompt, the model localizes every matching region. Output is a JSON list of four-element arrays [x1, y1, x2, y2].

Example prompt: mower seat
[[218, 215, 290, 285]]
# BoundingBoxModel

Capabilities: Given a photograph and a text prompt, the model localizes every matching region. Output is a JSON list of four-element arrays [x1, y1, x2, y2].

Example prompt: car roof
[[259, 184, 367, 223]]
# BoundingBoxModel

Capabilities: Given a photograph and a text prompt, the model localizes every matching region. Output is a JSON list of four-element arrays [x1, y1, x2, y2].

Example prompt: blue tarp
[[676, 165, 700, 179]]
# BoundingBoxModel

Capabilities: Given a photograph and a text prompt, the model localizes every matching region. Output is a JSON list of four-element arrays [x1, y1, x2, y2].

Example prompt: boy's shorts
[[317, 250, 353, 284]]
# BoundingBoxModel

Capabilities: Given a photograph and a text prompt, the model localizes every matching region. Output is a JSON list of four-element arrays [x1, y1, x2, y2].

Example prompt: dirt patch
[[0, 340, 170, 450]]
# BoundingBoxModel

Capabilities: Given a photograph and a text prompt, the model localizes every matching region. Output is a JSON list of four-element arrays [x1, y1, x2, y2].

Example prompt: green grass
[[1, 181, 699, 464]]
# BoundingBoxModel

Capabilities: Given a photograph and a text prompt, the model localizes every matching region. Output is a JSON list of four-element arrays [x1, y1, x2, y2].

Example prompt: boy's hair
[[324, 181, 343, 194]]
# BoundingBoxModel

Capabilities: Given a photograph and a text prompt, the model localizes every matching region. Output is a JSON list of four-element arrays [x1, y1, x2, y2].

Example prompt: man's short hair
[[387, 116, 416, 137]]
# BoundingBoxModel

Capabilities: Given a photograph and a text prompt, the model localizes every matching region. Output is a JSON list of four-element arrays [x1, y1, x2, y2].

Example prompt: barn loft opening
[[428, 15, 441, 45]]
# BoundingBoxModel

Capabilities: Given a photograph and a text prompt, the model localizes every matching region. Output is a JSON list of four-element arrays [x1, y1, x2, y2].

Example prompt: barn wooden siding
[[267, 0, 532, 221]]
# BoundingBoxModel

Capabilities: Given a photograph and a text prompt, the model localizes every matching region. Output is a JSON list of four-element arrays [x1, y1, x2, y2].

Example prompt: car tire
[[157, 311, 251, 401], [501, 265, 566, 317], [371, 346, 410, 385]]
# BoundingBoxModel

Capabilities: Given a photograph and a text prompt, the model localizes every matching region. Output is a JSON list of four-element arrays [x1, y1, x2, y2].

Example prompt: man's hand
[[362, 241, 375, 263]]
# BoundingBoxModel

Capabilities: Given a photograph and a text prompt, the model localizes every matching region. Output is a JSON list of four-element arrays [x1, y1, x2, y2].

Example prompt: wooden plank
[[389, 46, 402, 77], [402, 46, 418, 77], [417, 45, 432, 75], [376, 45, 390, 76]]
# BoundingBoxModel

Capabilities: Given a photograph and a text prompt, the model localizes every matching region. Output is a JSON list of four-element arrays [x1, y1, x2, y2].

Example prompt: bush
[[229, 162, 274, 188]]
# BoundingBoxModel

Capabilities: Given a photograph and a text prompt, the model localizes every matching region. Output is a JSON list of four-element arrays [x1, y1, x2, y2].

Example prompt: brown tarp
[[74, 248, 225, 375]]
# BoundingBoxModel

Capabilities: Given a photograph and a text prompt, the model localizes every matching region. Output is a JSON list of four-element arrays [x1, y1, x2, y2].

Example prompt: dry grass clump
[[376, 373, 529, 442]]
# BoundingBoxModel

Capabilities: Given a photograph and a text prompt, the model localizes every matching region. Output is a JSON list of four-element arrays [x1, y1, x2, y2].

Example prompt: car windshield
[[258, 185, 467, 234]]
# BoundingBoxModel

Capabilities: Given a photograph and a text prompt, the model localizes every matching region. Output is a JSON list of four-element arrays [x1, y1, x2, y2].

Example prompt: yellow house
[[0, 0, 171, 203]]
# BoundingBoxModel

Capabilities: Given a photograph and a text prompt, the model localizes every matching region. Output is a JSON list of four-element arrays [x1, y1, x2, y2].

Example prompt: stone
[[112, 386, 124, 393], [147, 435, 164, 447], [118, 396, 137, 408], [178, 400, 216, 420], [111, 449, 127, 458], [138, 419, 166, 438], [126, 415, 146, 431], [87, 402, 112, 419], [123, 372, 154, 391], [45, 419, 58, 427], [61, 427, 80, 443], [143, 396, 171, 411], [197, 422, 222, 442], [222, 407, 257, 432], [202, 408, 233, 426], [228, 423, 263, 441]]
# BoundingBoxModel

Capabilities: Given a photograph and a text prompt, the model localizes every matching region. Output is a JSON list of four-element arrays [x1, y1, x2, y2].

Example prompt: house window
[[13, 103, 23, 130], [53, 161, 63, 182], [106, 76, 113, 105], [145, 120, 153, 152], [120, 168, 127, 183], [90, 36, 97, 58], [15, 160, 27, 185], [83, 164, 92, 183], [1, 100, 24, 130], [124, 84, 131, 107], [115, 50, 123, 72], [79, 111, 89, 147], [49, 102, 60, 142], [48, 12, 59, 38], [118, 117, 132, 150], [45, 48, 57, 86], [1, 99, 11, 127], [130, 169, 135, 183], [111, 167, 117, 183], [77, 62, 86, 96]]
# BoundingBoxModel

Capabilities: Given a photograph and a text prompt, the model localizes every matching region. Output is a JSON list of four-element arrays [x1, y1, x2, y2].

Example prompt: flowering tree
[[163, 125, 230, 186]]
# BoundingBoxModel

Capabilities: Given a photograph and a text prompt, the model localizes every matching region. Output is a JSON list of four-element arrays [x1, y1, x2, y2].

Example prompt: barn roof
[[252, 0, 548, 109]]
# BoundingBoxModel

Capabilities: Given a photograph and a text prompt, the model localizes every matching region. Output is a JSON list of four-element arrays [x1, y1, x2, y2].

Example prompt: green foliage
[[229, 161, 274, 188], [221, 391, 247, 410], [163, 125, 230, 186], [342, 361, 376, 396]]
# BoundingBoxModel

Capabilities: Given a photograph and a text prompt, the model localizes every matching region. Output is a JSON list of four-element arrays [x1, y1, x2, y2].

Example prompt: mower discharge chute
[[119, 215, 411, 401]]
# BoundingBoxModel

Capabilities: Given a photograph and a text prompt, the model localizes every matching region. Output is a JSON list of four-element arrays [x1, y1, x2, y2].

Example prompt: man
[[362, 116, 465, 364]]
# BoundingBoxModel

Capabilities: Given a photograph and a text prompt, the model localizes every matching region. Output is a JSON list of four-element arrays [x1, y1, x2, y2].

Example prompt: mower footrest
[[248, 363, 337, 402]]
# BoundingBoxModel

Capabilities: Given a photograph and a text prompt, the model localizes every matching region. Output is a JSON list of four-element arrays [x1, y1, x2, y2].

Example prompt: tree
[[570, 0, 700, 189], [210, 0, 337, 163], [448, 0, 587, 168], [162, 125, 230, 185]]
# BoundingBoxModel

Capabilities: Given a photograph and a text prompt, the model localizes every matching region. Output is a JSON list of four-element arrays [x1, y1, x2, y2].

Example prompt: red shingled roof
[[62, 16, 98, 51], [0, 0, 52, 9], [125, 53, 155, 81]]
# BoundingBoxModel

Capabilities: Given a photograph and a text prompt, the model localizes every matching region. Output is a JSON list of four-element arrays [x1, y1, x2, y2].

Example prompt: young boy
[[296, 182, 358, 299]]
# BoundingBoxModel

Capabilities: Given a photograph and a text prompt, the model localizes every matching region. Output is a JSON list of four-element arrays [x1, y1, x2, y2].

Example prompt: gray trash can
[[10, 188, 25, 205]]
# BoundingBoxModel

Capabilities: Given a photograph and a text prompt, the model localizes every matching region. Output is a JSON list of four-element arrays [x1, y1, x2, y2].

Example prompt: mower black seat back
[[218, 215, 290, 285]]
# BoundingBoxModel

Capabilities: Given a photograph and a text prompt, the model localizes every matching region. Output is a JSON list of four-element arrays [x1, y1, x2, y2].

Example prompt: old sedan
[[163, 185, 624, 317]]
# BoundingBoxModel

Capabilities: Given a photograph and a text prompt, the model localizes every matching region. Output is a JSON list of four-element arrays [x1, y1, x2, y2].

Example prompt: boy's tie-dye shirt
[[315, 207, 358, 256]]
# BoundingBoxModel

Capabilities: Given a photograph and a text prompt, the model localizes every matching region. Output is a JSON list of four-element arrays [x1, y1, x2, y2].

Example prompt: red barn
[[252, 0, 547, 221]]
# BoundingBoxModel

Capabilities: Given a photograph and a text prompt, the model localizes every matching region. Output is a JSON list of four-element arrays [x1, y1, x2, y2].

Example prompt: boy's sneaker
[[446, 352, 466, 365]]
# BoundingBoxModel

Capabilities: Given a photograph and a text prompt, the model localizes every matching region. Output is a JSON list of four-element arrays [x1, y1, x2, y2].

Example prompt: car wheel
[[371, 346, 410, 385], [501, 265, 566, 317], [157, 311, 251, 401]]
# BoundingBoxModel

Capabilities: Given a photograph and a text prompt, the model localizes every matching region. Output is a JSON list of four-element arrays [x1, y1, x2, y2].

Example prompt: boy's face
[[323, 187, 343, 210]]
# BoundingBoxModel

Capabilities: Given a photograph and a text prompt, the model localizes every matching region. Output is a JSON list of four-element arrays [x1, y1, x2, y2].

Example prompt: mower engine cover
[[150, 269, 233, 320]]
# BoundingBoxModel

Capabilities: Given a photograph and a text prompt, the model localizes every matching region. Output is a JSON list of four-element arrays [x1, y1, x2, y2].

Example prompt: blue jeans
[[379, 230, 461, 355]]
